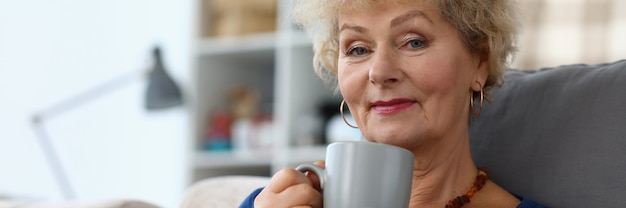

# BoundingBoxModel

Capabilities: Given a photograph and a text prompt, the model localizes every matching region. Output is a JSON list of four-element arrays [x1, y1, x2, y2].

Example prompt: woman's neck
[[407, 134, 478, 208]]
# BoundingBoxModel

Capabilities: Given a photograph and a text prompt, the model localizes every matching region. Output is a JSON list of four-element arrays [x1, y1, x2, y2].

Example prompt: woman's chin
[[366, 134, 419, 150]]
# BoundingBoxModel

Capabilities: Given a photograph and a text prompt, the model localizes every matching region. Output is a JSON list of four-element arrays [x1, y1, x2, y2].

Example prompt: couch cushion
[[469, 60, 626, 207]]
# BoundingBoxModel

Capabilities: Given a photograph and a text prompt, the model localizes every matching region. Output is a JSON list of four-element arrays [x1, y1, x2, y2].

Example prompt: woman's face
[[337, 0, 489, 149]]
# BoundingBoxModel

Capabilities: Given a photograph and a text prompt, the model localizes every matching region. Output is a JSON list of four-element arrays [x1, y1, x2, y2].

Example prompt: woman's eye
[[348, 46, 369, 56], [406, 39, 426, 49]]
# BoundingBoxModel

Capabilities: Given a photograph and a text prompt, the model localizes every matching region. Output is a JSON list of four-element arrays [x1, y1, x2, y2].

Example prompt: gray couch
[[470, 59, 626, 207]]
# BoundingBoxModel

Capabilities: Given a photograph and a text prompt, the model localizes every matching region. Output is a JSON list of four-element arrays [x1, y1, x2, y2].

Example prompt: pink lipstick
[[371, 98, 415, 115]]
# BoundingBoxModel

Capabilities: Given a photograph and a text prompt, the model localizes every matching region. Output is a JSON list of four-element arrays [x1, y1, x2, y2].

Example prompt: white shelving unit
[[189, 0, 338, 183]]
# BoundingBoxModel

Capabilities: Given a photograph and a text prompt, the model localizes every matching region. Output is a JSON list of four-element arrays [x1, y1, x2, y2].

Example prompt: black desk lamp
[[145, 47, 183, 110], [31, 46, 183, 199]]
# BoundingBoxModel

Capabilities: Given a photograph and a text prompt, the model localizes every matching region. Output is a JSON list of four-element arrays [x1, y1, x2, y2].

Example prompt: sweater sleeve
[[515, 195, 550, 208], [238, 187, 264, 208]]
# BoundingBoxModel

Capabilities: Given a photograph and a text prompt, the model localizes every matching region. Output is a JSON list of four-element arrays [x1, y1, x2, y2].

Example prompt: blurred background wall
[[0, 0, 193, 207], [512, 0, 626, 69]]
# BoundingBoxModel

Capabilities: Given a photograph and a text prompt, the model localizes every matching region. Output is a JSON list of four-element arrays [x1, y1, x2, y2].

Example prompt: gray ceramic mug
[[296, 141, 414, 208]]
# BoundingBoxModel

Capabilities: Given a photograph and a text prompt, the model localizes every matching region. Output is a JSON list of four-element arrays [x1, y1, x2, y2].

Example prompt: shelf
[[196, 32, 277, 56], [196, 31, 312, 56], [190, 0, 322, 181], [194, 150, 272, 169], [283, 145, 327, 165], [193, 145, 326, 169]]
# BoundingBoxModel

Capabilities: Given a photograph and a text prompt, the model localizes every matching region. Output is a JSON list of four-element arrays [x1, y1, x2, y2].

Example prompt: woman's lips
[[371, 98, 416, 115]]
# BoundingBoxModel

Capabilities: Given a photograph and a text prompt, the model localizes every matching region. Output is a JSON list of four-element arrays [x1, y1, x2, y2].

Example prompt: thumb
[[313, 160, 326, 168]]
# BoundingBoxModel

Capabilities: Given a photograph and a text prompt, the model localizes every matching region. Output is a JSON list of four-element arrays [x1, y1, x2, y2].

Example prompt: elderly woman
[[241, 0, 548, 207]]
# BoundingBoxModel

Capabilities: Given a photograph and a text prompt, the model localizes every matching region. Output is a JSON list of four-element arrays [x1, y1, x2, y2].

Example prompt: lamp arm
[[30, 120, 75, 199], [34, 69, 147, 121], [30, 69, 147, 200]]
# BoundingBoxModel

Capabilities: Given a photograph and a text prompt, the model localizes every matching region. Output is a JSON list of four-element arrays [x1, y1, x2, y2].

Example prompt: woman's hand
[[254, 161, 325, 208]]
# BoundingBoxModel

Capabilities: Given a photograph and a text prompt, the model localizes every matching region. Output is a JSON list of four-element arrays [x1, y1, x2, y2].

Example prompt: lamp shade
[[145, 46, 183, 110]]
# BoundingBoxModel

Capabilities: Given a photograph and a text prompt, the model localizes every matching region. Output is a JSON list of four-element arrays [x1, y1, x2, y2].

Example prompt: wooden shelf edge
[[196, 32, 276, 56], [195, 31, 312, 56], [194, 150, 272, 169], [193, 145, 327, 169]]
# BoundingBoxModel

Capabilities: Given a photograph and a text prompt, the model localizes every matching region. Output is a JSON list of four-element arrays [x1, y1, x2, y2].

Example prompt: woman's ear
[[472, 52, 490, 91]]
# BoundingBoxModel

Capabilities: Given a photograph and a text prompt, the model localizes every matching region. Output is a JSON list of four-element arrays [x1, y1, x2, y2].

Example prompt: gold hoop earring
[[470, 81, 484, 116], [340, 100, 358, 129]]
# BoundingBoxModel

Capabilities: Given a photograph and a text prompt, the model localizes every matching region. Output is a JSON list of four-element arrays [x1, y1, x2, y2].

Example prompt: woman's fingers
[[303, 161, 325, 192], [255, 168, 322, 208], [280, 183, 323, 207], [265, 168, 313, 193]]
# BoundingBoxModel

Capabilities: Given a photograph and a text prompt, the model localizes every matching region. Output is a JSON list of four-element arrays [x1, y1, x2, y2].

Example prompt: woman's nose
[[368, 48, 404, 86]]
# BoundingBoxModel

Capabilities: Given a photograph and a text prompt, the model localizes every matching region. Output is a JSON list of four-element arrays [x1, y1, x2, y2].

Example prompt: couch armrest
[[180, 176, 270, 208], [0, 199, 159, 208]]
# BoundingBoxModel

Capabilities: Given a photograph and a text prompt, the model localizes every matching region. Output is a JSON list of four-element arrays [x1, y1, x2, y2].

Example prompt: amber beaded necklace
[[445, 168, 489, 208]]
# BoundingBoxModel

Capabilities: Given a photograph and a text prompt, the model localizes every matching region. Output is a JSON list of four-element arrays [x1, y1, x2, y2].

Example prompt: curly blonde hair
[[292, 0, 519, 99]]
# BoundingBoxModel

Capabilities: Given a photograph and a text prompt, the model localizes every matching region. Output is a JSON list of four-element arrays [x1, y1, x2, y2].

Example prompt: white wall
[[0, 0, 193, 207]]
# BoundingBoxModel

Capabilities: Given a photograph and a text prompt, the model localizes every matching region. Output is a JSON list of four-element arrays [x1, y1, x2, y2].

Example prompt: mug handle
[[295, 163, 326, 190]]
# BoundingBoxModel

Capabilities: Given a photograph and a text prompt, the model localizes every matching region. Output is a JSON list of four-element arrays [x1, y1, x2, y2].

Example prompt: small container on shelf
[[229, 86, 274, 156]]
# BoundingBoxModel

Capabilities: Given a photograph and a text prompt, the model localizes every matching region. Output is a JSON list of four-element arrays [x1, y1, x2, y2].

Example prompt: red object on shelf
[[204, 110, 234, 151]]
